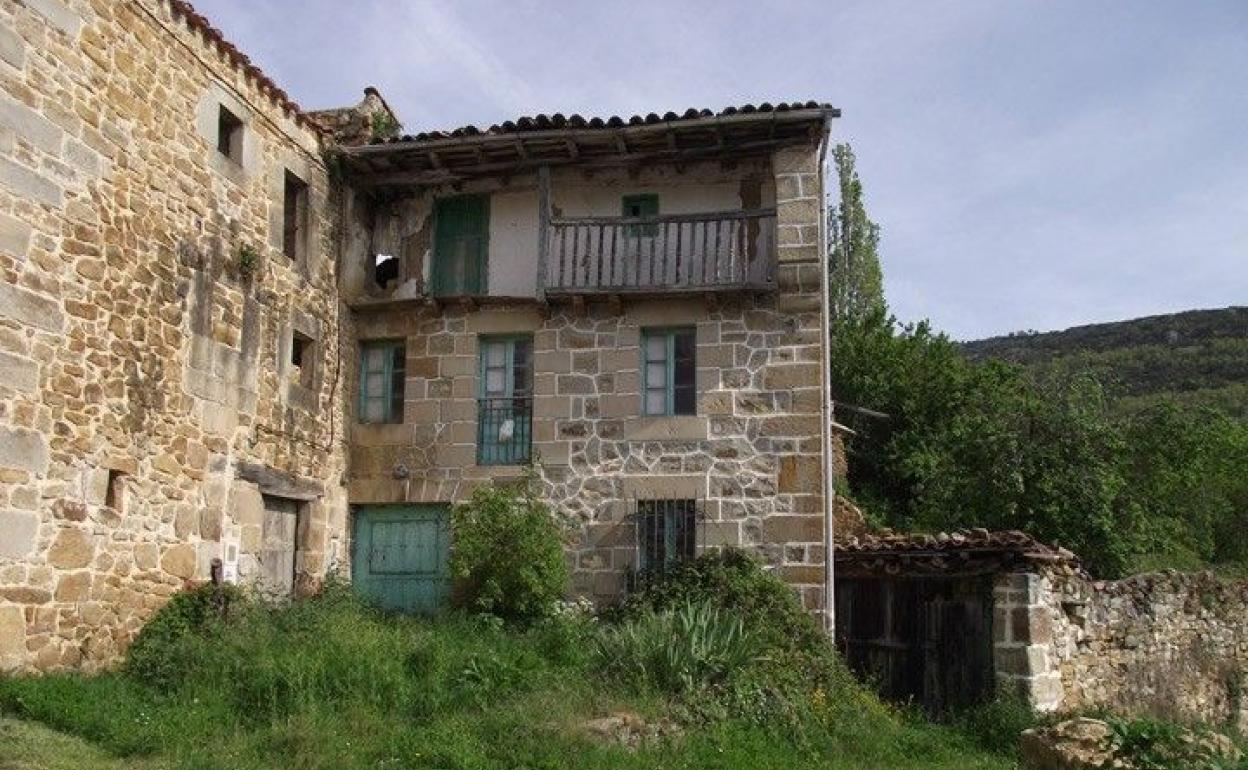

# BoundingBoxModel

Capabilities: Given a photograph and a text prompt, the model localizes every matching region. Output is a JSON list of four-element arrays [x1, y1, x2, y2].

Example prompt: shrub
[[615, 549, 829, 669], [596, 600, 758, 696], [449, 480, 569, 624], [953, 696, 1038, 754], [124, 582, 245, 690]]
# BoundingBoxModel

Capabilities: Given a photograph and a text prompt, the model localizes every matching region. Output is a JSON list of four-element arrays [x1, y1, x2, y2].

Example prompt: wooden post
[[536, 166, 551, 303]]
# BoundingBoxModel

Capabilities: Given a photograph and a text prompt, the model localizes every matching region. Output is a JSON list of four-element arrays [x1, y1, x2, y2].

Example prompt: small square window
[[623, 193, 659, 237], [291, 331, 315, 389], [642, 327, 696, 416], [217, 105, 244, 162], [283, 171, 308, 260], [637, 499, 698, 572], [359, 341, 406, 424]]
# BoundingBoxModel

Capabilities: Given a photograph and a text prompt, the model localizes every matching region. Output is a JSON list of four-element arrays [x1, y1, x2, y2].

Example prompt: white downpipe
[[816, 121, 835, 636]]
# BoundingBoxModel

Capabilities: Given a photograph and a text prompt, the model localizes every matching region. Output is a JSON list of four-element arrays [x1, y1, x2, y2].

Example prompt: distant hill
[[961, 307, 1248, 418]]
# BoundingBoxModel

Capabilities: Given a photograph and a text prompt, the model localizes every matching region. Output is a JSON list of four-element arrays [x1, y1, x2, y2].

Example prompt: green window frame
[[641, 327, 696, 416], [622, 193, 659, 237], [432, 194, 489, 296], [477, 335, 533, 465], [358, 340, 405, 424]]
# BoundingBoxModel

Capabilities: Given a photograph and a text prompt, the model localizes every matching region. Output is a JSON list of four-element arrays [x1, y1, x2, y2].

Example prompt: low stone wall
[[1046, 571, 1248, 731], [999, 567, 1248, 729]]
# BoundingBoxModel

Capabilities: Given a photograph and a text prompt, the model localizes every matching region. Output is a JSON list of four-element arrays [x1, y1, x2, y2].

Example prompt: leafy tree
[[827, 144, 886, 326]]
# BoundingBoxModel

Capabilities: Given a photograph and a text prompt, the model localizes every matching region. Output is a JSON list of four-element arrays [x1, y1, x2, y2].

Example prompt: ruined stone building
[[0, 0, 838, 670]]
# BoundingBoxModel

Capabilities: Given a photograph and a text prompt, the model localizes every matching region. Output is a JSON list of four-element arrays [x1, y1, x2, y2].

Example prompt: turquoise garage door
[[352, 505, 450, 613]]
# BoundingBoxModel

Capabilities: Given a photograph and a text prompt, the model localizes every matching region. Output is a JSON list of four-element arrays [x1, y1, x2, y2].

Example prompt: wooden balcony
[[542, 208, 776, 297]]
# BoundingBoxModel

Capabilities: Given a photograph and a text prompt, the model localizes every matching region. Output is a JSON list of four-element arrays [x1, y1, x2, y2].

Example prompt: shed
[[834, 529, 1080, 713]]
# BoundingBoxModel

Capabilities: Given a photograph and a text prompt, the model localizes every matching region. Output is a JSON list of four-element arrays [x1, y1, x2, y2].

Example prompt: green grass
[[0, 586, 1019, 770]]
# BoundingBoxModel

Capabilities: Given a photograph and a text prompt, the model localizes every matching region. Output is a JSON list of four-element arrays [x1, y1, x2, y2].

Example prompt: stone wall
[[347, 144, 830, 607], [999, 568, 1248, 731], [0, 0, 350, 671]]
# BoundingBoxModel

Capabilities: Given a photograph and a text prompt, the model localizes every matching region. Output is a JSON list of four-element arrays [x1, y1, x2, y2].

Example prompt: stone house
[[0, 0, 840, 670]]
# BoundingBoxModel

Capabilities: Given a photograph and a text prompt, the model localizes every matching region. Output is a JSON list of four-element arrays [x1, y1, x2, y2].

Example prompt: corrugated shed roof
[[372, 101, 838, 145]]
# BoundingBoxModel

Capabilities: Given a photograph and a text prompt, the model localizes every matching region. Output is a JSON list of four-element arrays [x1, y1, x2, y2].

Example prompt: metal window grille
[[476, 396, 533, 465], [629, 498, 709, 591]]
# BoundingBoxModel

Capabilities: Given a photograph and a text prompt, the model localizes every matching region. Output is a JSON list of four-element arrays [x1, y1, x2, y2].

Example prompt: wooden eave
[[340, 108, 834, 188]]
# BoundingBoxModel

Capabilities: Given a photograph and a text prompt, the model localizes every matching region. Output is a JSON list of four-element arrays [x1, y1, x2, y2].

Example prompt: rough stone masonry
[[0, 0, 348, 671], [0, 0, 836, 671]]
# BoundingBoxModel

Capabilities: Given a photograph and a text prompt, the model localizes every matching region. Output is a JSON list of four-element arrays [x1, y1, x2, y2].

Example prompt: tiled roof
[[838, 528, 1079, 564], [371, 101, 838, 145], [165, 1, 325, 134]]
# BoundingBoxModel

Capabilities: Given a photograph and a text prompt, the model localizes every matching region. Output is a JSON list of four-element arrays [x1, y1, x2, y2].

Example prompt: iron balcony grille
[[546, 208, 776, 295], [476, 396, 533, 466]]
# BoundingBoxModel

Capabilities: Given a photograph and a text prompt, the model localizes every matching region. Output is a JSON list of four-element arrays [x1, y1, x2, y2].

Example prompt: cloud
[[191, 0, 1248, 338]]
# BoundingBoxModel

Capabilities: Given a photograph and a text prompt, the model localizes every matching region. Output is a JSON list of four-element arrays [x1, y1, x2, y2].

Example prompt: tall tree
[[828, 144, 886, 325]]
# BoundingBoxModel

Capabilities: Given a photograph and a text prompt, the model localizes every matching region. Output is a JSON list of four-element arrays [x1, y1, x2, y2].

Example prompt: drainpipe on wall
[[816, 116, 836, 637]]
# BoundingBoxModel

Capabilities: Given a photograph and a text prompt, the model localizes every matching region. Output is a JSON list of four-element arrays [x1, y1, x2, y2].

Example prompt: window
[[622, 193, 659, 237], [290, 331, 314, 389], [477, 336, 533, 465], [432, 195, 489, 296], [637, 499, 698, 572], [359, 341, 406, 424], [104, 469, 127, 513], [283, 171, 308, 260], [641, 327, 696, 415], [217, 105, 243, 162]]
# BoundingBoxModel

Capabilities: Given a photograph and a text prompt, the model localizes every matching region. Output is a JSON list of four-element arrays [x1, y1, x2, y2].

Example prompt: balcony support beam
[[536, 165, 551, 304]]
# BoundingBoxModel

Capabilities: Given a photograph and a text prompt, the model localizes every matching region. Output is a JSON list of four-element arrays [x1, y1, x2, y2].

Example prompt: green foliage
[[1, 586, 1020, 770], [832, 309, 1248, 577], [236, 245, 259, 276], [1102, 717, 1247, 770], [124, 582, 241, 691], [595, 600, 758, 696], [953, 696, 1040, 756], [828, 143, 886, 327], [449, 479, 569, 623], [370, 111, 401, 141], [962, 307, 1248, 419]]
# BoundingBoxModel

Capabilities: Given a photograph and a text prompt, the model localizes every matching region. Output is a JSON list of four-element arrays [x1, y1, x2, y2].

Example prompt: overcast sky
[[195, 0, 1247, 339]]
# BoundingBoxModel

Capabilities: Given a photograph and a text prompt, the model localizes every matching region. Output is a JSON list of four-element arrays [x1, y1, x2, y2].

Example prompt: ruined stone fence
[[1042, 569, 1248, 731]]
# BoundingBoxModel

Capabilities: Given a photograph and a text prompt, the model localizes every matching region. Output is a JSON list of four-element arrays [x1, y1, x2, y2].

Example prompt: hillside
[[961, 307, 1248, 417]]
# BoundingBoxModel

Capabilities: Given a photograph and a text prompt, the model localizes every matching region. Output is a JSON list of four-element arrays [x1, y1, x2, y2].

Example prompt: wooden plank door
[[352, 505, 450, 613], [923, 595, 993, 713], [258, 495, 299, 600]]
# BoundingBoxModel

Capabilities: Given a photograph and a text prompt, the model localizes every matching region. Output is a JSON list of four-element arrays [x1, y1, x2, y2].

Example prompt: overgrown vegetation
[[0, 558, 1019, 770], [827, 143, 1248, 578], [449, 479, 569, 623]]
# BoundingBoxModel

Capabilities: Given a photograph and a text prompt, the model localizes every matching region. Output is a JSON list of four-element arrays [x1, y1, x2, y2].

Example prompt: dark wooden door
[[924, 597, 993, 713]]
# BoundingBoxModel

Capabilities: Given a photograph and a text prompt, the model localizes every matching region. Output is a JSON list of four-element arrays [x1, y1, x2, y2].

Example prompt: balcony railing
[[544, 208, 776, 295], [476, 396, 533, 466]]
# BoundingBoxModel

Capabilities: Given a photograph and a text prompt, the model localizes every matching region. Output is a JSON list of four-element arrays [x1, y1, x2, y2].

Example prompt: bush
[[449, 480, 569, 624], [953, 696, 1038, 754], [595, 600, 758, 696], [615, 549, 829, 668], [124, 582, 244, 690]]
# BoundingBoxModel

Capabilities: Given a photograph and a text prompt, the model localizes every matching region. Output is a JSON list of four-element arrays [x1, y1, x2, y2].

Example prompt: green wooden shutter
[[433, 195, 489, 296], [623, 193, 659, 237]]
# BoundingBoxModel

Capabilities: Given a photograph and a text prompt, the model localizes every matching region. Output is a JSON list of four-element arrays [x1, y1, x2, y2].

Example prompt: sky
[[194, 0, 1248, 339]]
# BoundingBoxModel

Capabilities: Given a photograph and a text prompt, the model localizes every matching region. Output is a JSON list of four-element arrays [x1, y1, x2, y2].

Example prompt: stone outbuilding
[[835, 530, 1248, 729]]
